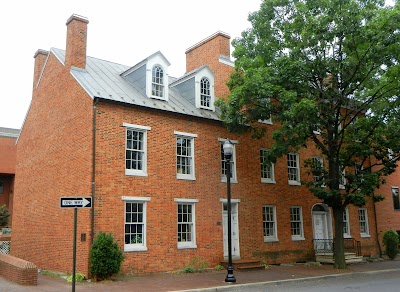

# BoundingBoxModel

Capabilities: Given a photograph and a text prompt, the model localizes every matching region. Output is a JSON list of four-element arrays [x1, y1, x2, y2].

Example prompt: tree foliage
[[383, 230, 399, 259], [217, 0, 400, 268], [0, 205, 10, 228]]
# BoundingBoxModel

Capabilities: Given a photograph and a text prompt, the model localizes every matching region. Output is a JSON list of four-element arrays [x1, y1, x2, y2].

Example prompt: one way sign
[[60, 197, 92, 208]]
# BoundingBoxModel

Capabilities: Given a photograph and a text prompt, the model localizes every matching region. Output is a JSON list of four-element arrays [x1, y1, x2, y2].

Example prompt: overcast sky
[[0, 0, 262, 129]]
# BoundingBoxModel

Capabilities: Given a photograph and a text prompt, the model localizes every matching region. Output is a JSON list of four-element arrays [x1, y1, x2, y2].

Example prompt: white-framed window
[[152, 65, 164, 98], [200, 77, 211, 109], [343, 207, 351, 238], [312, 156, 324, 185], [287, 153, 300, 185], [263, 205, 278, 242], [219, 139, 238, 183], [392, 187, 400, 210], [260, 149, 275, 183], [175, 131, 197, 180], [122, 196, 150, 252], [175, 198, 198, 249], [123, 123, 151, 176], [290, 206, 304, 240], [339, 165, 346, 189], [358, 208, 370, 237]]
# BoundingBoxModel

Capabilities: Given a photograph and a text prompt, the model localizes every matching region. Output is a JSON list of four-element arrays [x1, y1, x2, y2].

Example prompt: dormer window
[[200, 77, 211, 108], [152, 65, 164, 98]]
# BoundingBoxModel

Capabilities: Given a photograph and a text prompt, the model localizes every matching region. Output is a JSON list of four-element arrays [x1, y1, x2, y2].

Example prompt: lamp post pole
[[223, 140, 236, 283]]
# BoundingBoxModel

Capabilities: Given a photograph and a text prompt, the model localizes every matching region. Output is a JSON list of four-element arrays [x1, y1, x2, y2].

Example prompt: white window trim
[[219, 138, 238, 183], [195, 69, 215, 111], [260, 149, 275, 184], [175, 131, 197, 180], [359, 208, 370, 238], [290, 206, 305, 241], [263, 205, 279, 242], [123, 123, 151, 177], [392, 186, 400, 210], [175, 198, 198, 249], [122, 196, 151, 252], [145, 54, 170, 101], [288, 153, 301, 186], [343, 207, 351, 238]]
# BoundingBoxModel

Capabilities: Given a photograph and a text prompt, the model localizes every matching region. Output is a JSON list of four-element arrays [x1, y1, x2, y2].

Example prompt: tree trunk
[[333, 206, 346, 269]]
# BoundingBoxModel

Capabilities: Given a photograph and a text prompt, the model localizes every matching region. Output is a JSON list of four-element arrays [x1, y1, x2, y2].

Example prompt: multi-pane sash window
[[220, 140, 237, 182], [339, 166, 346, 189], [263, 206, 278, 242], [343, 208, 351, 238], [312, 156, 324, 185], [152, 65, 164, 98], [287, 153, 300, 185], [358, 208, 370, 237], [200, 77, 211, 108], [260, 149, 275, 183], [175, 132, 197, 180], [290, 206, 304, 240], [175, 198, 198, 249], [392, 187, 400, 210], [124, 123, 150, 176], [123, 196, 150, 252]]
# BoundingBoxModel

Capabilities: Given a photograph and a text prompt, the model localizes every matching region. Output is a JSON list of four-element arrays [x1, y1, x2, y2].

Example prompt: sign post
[[60, 197, 92, 292]]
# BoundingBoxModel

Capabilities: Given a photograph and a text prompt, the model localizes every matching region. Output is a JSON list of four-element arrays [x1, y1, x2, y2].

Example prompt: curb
[[175, 268, 400, 292]]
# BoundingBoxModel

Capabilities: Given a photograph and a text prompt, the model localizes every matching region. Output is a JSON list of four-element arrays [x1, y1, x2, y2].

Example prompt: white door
[[313, 212, 329, 251], [222, 203, 240, 259]]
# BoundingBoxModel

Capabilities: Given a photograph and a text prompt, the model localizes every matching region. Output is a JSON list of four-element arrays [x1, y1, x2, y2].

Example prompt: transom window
[[287, 153, 300, 185], [152, 65, 164, 98], [200, 77, 211, 108], [175, 198, 198, 249], [290, 206, 304, 240], [124, 123, 150, 176], [343, 208, 351, 238], [392, 187, 400, 210], [220, 141, 237, 182], [260, 149, 275, 183], [358, 208, 370, 237], [263, 205, 278, 242], [123, 196, 150, 252]]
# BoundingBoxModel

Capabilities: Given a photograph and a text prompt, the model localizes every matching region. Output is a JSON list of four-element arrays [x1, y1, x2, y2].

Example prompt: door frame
[[221, 198, 240, 260], [311, 203, 333, 251]]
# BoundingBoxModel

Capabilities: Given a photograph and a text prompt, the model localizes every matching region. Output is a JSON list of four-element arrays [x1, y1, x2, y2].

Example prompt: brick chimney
[[185, 32, 233, 98], [65, 14, 89, 69], [32, 49, 48, 91]]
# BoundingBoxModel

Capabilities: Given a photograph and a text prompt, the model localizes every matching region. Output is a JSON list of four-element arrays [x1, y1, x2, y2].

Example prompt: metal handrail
[[313, 238, 361, 256]]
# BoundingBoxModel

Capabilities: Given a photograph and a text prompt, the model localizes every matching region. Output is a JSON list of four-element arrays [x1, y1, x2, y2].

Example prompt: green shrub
[[0, 205, 10, 228], [183, 265, 194, 273], [383, 230, 399, 260], [66, 272, 85, 282], [214, 264, 224, 271], [89, 232, 124, 281]]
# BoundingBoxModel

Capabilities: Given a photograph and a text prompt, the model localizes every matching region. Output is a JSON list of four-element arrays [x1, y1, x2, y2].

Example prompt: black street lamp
[[223, 139, 236, 283]]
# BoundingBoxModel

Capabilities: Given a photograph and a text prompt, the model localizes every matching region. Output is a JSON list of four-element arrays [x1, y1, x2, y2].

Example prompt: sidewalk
[[1, 259, 400, 292]]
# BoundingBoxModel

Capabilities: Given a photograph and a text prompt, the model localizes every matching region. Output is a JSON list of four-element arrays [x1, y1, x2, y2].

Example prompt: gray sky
[[0, 0, 262, 129]]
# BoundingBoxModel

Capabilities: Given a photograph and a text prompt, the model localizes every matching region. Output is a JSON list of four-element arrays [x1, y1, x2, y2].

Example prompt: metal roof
[[51, 48, 221, 121], [0, 127, 20, 138]]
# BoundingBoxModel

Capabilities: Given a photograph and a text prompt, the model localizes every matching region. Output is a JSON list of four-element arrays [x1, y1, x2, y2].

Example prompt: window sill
[[360, 234, 371, 238], [264, 238, 279, 243], [291, 236, 305, 241], [124, 246, 148, 252], [288, 181, 301, 186], [261, 179, 276, 184], [344, 234, 352, 239], [125, 169, 148, 177], [221, 178, 238, 184], [199, 106, 215, 111], [177, 244, 197, 249], [176, 174, 196, 181]]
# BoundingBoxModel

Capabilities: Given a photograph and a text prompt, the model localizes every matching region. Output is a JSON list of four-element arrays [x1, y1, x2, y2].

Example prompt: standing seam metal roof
[[51, 48, 221, 121]]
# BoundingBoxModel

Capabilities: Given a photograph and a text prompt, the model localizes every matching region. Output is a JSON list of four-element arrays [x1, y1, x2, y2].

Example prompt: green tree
[[0, 205, 10, 228], [89, 232, 124, 281], [217, 0, 400, 269]]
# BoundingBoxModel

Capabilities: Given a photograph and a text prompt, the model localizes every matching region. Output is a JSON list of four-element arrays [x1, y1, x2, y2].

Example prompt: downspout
[[91, 97, 98, 246], [373, 197, 382, 257]]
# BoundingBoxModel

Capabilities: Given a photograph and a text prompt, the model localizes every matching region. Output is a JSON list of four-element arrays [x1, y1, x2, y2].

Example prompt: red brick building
[[0, 127, 19, 227], [12, 14, 380, 276]]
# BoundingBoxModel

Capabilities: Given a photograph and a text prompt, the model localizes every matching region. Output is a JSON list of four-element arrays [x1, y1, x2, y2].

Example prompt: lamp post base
[[225, 265, 236, 283]]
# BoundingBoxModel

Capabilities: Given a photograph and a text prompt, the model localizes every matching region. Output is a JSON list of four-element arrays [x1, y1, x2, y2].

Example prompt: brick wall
[[0, 136, 17, 174], [0, 254, 38, 285], [12, 51, 93, 276]]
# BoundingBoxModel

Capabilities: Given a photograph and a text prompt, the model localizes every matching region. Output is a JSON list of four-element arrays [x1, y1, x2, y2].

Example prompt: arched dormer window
[[200, 77, 211, 108], [152, 65, 164, 98]]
